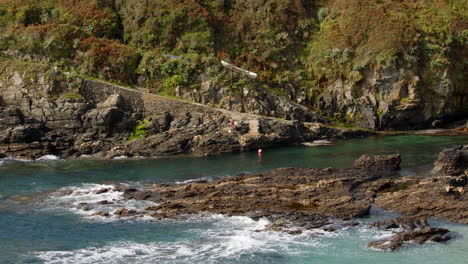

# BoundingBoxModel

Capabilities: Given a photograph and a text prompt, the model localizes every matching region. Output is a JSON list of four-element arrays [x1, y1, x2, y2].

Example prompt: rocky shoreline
[[2, 57, 467, 160], [0, 57, 379, 160], [55, 145, 468, 251]]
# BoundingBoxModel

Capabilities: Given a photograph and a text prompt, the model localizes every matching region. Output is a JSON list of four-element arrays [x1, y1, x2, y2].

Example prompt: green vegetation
[[308, 0, 466, 85], [0, 0, 465, 111], [129, 119, 152, 140], [62, 92, 83, 100]]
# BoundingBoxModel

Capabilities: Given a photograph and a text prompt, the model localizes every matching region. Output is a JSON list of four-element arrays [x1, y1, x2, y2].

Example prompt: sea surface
[[1, 134, 467, 264]]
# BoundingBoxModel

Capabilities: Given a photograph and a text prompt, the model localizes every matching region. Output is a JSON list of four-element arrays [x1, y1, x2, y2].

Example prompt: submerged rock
[[368, 217, 451, 251], [91, 211, 110, 218], [95, 188, 110, 194], [370, 216, 429, 230], [114, 208, 140, 217], [56, 189, 74, 196]]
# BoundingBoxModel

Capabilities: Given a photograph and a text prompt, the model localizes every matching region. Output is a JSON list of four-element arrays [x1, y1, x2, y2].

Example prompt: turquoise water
[[0, 135, 467, 263]]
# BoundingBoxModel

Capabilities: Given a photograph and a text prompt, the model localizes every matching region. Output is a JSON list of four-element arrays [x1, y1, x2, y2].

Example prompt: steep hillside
[[0, 0, 466, 129]]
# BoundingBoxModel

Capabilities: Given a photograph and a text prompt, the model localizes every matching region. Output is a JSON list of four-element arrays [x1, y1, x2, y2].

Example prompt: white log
[[221, 60, 257, 79]]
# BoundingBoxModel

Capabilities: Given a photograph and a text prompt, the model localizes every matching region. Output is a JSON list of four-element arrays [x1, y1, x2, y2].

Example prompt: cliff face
[[174, 73, 324, 123], [1, 57, 367, 159], [0, 58, 129, 157], [315, 65, 467, 130]]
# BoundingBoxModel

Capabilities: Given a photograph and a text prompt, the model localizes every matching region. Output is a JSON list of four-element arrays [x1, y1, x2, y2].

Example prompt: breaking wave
[[45, 183, 156, 221], [34, 215, 329, 264]]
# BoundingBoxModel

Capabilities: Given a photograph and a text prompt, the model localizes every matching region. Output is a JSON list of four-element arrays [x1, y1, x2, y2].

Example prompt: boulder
[[114, 208, 139, 217], [91, 211, 110, 217], [95, 188, 110, 194], [432, 145, 468, 176], [353, 154, 401, 172]]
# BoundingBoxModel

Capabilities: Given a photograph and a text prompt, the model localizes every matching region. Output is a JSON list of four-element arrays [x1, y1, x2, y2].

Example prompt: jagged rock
[[316, 65, 466, 130], [114, 208, 139, 217], [76, 203, 91, 211], [83, 95, 124, 131], [112, 155, 400, 229], [91, 211, 110, 217], [0, 107, 23, 128], [133, 190, 155, 200], [368, 217, 451, 251], [353, 154, 401, 171], [175, 75, 325, 122], [97, 200, 113, 205], [95, 188, 110, 194], [56, 189, 73, 196], [122, 188, 138, 199], [376, 147, 468, 224], [370, 216, 429, 230], [287, 229, 303, 235], [432, 145, 468, 176], [368, 219, 451, 251], [113, 186, 135, 192], [8, 125, 45, 143]]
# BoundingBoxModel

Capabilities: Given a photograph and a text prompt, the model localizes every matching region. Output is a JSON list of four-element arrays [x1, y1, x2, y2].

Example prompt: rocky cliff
[[314, 65, 467, 130], [174, 73, 323, 123], [0, 57, 369, 159], [154, 64, 467, 130]]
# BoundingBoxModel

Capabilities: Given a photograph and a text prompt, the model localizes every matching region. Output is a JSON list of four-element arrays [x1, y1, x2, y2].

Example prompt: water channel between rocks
[[1, 134, 467, 264]]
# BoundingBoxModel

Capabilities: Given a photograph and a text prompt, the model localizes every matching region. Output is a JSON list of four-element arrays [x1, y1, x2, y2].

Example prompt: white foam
[[174, 177, 210, 185], [34, 215, 325, 264], [45, 184, 157, 221], [113, 156, 129, 160], [35, 241, 195, 264], [37, 155, 61, 161], [112, 156, 145, 160], [2, 156, 32, 162]]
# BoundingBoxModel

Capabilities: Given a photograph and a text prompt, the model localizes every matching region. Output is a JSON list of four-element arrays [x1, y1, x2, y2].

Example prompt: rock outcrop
[[368, 217, 451, 251], [174, 73, 324, 122], [376, 145, 468, 224], [74, 154, 402, 228], [314, 65, 468, 130], [432, 145, 468, 176]]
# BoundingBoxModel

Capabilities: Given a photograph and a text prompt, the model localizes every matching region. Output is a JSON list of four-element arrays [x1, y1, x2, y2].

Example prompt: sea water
[[0, 135, 467, 264]]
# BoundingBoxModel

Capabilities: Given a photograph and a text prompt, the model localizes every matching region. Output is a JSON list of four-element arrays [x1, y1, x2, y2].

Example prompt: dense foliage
[[0, 0, 466, 98], [309, 0, 467, 83]]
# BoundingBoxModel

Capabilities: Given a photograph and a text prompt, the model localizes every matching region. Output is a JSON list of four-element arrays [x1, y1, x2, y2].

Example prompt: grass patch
[[128, 120, 152, 141]]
